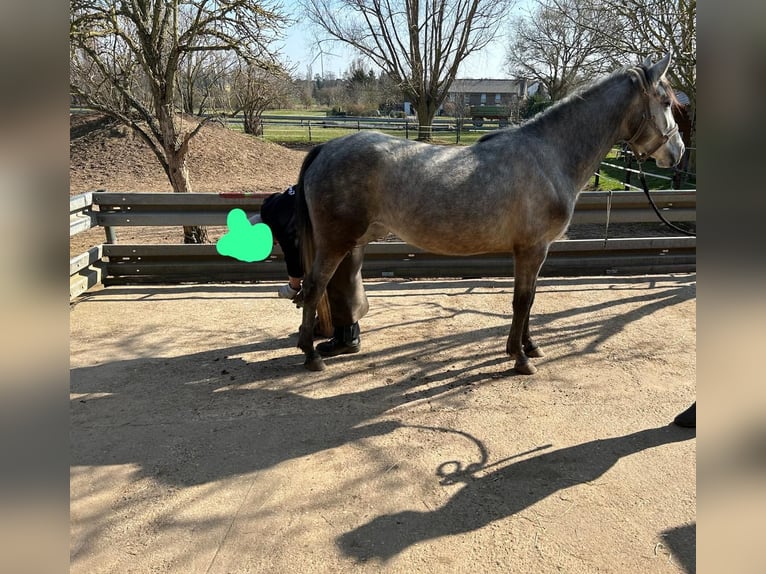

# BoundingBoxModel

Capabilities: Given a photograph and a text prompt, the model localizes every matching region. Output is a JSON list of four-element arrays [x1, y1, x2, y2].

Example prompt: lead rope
[[635, 160, 696, 237], [603, 189, 613, 248]]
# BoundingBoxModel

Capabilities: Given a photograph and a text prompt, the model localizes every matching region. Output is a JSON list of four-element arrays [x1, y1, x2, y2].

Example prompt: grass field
[[228, 113, 491, 146]]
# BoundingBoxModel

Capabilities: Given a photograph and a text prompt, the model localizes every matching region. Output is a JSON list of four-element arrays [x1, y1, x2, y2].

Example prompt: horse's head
[[625, 53, 686, 168]]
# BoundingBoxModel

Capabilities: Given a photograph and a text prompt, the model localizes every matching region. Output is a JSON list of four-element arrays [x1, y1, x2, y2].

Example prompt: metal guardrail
[[88, 190, 696, 228], [97, 237, 695, 285], [70, 190, 696, 298]]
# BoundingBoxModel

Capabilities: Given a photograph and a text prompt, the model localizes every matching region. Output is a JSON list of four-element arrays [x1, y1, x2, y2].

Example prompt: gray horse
[[293, 54, 685, 374]]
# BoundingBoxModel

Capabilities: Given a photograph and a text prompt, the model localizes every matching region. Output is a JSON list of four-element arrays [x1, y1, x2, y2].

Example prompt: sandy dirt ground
[[70, 274, 696, 573]]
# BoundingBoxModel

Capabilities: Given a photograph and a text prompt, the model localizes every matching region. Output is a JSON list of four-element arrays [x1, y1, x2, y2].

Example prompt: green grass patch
[[587, 148, 695, 191], [255, 121, 502, 147], [265, 109, 329, 117]]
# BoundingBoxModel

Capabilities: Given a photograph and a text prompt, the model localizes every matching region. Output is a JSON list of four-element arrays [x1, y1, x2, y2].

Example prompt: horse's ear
[[646, 53, 672, 86]]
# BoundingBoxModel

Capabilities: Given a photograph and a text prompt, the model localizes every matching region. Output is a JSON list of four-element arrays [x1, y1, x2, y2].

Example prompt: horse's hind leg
[[325, 246, 369, 327], [297, 252, 346, 371], [506, 245, 548, 374]]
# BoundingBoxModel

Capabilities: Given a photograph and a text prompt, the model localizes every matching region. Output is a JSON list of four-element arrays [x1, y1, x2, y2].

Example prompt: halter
[[624, 67, 679, 162]]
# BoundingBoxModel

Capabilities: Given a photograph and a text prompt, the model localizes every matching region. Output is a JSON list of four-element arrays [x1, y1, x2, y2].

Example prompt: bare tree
[[70, 0, 288, 243], [176, 50, 235, 116], [229, 63, 295, 135], [302, 0, 513, 141], [506, 0, 617, 103], [594, 0, 695, 106]]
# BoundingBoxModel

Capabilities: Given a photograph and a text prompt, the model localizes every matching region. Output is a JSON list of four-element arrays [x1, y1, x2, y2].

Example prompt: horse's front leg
[[522, 297, 544, 358], [506, 245, 548, 374], [506, 290, 538, 375]]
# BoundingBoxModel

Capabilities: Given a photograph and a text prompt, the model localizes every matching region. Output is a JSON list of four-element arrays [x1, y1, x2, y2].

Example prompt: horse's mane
[[526, 65, 679, 127], [476, 68, 631, 145], [524, 68, 633, 128], [476, 63, 679, 145]]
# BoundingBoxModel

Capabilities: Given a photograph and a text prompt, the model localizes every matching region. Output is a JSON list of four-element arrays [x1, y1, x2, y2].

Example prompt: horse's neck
[[528, 75, 636, 191]]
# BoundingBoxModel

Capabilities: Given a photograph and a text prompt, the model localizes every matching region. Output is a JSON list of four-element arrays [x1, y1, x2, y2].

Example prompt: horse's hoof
[[525, 345, 544, 358], [514, 360, 537, 375], [304, 354, 326, 371]]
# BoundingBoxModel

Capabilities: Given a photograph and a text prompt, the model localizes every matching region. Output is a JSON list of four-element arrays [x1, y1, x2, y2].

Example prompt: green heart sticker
[[216, 209, 273, 262]]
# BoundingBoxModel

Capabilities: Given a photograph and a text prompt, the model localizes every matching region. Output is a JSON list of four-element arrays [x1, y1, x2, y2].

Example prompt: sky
[[276, 1, 522, 80]]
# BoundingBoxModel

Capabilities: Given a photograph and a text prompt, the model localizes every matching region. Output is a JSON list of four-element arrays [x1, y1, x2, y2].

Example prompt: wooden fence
[[70, 190, 696, 300]]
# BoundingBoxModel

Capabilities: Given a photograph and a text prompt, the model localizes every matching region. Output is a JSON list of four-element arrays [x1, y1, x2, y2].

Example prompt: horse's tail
[[295, 145, 334, 338]]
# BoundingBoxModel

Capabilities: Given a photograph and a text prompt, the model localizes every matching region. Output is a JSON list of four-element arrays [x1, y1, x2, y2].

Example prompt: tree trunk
[[252, 115, 263, 137], [414, 101, 438, 142], [417, 123, 433, 141], [166, 141, 209, 244], [243, 110, 263, 136]]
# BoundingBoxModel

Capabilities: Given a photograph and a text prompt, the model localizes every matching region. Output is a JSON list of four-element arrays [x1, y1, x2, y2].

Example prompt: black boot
[[317, 322, 361, 357]]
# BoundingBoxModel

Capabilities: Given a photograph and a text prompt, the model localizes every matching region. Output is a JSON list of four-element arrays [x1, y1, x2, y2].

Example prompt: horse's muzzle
[[660, 137, 686, 168]]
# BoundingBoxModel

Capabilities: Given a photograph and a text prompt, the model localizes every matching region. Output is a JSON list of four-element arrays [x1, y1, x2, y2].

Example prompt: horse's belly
[[396, 228, 511, 256]]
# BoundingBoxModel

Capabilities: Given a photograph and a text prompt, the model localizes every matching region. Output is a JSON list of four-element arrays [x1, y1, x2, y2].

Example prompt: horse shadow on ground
[[335, 425, 695, 567], [71, 275, 695, 486], [332, 277, 694, 569], [660, 523, 696, 573], [71, 276, 695, 566]]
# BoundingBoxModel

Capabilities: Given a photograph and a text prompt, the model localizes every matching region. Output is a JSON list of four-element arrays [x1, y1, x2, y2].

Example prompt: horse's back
[[303, 130, 458, 218], [303, 130, 573, 254]]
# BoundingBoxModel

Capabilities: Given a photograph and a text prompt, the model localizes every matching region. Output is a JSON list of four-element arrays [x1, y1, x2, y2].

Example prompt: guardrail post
[[308, 120, 312, 143], [104, 226, 117, 244], [94, 189, 118, 243]]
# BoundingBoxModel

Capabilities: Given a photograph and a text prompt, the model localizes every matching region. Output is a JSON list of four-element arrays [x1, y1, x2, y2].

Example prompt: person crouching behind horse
[[259, 186, 363, 355], [258, 185, 303, 300]]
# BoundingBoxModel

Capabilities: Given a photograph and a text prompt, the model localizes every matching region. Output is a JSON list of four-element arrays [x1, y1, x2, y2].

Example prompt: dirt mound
[[69, 112, 308, 195]]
